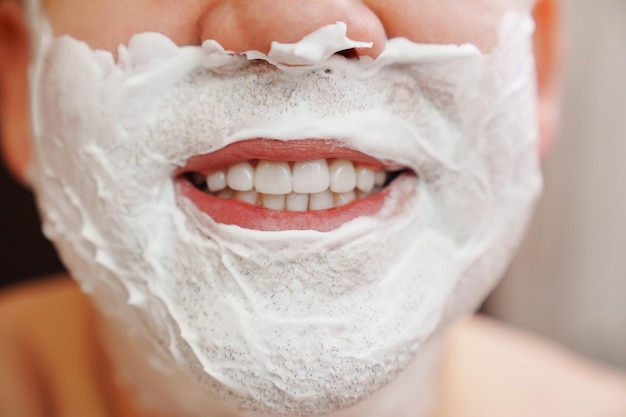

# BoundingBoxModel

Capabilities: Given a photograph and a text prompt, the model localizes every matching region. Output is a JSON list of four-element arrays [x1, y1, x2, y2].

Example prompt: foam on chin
[[26, 4, 542, 416]]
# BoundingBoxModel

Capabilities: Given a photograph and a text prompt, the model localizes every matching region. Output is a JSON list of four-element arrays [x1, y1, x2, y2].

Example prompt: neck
[[97, 312, 446, 417]]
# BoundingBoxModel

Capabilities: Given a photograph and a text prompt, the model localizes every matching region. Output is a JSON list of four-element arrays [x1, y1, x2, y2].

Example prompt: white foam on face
[[26, 5, 542, 416]]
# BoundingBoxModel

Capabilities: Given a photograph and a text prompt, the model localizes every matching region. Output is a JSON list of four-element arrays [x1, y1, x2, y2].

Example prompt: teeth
[[235, 190, 258, 205], [329, 159, 357, 193], [374, 170, 386, 187], [255, 161, 292, 195], [262, 194, 286, 210], [334, 191, 356, 207], [309, 190, 334, 211], [286, 193, 309, 212], [217, 188, 235, 199], [207, 170, 227, 192], [197, 158, 401, 211], [292, 159, 330, 194], [356, 165, 375, 192], [356, 189, 370, 200], [227, 162, 255, 192]]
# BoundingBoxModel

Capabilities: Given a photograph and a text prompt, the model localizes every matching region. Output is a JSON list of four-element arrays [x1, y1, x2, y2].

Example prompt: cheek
[[366, 0, 522, 51], [41, 0, 526, 54], [41, 0, 202, 51]]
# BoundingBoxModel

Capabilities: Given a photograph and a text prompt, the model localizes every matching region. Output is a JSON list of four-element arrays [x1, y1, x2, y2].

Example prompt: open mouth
[[176, 139, 415, 231]]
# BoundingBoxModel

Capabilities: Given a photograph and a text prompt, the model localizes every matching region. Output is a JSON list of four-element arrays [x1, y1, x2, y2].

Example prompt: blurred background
[[0, 155, 64, 287], [1, 0, 624, 368], [485, 0, 626, 369]]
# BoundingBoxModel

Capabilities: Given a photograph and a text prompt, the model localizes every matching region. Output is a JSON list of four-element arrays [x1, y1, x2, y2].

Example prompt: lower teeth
[[208, 187, 381, 211]]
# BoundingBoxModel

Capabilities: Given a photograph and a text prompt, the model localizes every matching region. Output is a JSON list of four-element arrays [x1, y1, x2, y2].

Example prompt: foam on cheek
[[26, 6, 541, 417]]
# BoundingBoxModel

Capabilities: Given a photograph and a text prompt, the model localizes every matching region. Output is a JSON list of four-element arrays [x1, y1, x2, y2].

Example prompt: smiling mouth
[[176, 139, 415, 232]]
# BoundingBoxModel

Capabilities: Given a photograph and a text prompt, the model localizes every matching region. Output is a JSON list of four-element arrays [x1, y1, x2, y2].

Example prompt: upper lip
[[176, 139, 388, 175]]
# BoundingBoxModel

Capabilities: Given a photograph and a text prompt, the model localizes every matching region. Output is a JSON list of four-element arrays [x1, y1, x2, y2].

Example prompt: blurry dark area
[[0, 153, 64, 289]]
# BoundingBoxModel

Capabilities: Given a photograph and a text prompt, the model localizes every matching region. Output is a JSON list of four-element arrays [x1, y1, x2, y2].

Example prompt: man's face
[[21, 0, 542, 415]]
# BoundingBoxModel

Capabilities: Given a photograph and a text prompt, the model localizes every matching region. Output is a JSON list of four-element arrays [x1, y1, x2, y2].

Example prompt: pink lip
[[177, 139, 387, 175], [176, 139, 411, 232]]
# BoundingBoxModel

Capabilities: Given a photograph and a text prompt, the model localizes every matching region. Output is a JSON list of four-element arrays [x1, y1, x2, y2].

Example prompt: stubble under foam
[[26, 7, 542, 416]]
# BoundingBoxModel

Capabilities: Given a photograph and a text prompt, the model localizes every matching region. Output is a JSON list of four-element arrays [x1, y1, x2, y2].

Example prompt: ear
[[0, 0, 32, 185], [533, 0, 563, 157]]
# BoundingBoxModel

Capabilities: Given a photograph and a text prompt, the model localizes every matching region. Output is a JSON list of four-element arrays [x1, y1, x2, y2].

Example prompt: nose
[[198, 0, 387, 59]]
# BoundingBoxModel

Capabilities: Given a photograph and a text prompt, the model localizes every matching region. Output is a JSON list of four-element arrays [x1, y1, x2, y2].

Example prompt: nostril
[[336, 48, 359, 59]]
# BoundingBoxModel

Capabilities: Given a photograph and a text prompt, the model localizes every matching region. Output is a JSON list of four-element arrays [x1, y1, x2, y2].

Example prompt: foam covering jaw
[[26, 4, 541, 416]]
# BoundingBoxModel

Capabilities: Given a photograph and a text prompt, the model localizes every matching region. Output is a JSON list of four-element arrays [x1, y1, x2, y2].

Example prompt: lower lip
[[176, 176, 413, 232]]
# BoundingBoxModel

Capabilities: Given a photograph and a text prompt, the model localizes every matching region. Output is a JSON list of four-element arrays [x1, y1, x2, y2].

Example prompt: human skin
[[1, 0, 561, 182], [5, 1, 625, 417]]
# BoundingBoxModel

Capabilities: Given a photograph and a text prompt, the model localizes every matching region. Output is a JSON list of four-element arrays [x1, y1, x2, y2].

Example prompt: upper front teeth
[[207, 159, 383, 196], [292, 159, 330, 194], [199, 158, 395, 210], [255, 161, 292, 194]]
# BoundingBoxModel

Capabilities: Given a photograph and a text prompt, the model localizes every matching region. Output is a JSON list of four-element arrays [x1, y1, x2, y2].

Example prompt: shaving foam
[[25, 4, 541, 416]]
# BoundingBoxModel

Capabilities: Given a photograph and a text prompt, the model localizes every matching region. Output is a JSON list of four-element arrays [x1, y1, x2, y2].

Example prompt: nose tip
[[198, 0, 387, 60]]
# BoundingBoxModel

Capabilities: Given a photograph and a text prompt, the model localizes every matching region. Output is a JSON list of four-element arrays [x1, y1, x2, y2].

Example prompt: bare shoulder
[[437, 315, 626, 417], [0, 275, 85, 321], [0, 275, 89, 345], [0, 275, 106, 417]]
